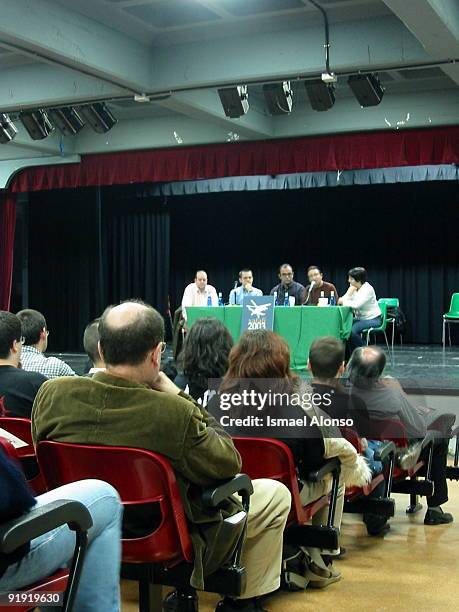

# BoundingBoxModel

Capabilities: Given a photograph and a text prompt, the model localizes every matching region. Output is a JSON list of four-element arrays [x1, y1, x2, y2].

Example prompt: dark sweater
[[207, 384, 326, 480], [302, 282, 339, 306], [0, 365, 47, 418]]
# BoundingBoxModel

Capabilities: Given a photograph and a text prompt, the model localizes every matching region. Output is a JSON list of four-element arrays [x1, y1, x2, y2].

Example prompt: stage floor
[[50, 344, 459, 393], [372, 344, 459, 393]]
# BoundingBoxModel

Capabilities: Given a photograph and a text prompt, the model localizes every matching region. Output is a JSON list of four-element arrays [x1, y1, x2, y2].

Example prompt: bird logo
[[246, 300, 271, 318]]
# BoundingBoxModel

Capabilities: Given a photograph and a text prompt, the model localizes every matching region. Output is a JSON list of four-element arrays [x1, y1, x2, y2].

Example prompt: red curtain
[[10, 127, 458, 193], [0, 193, 16, 311]]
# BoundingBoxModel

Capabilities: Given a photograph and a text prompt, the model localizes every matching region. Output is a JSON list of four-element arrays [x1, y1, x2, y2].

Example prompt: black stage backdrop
[[25, 180, 458, 350], [28, 187, 169, 351]]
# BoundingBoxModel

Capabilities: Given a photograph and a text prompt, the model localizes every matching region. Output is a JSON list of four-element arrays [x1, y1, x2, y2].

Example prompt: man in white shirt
[[16, 309, 77, 378], [228, 269, 263, 305], [181, 270, 218, 321]]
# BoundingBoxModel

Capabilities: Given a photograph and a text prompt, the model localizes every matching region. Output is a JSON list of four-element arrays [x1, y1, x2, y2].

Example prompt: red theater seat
[[37, 440, 252, 612]]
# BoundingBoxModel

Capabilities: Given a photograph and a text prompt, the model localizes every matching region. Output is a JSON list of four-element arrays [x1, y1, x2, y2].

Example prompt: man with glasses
[[16, 309, 76, 378], [33, 299, 291, 612], [302, 265, 339, 306], [0, 311, 47, 418], [270, 263, 305, 305]]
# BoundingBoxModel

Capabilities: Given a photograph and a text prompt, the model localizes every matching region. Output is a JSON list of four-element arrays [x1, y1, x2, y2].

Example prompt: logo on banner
[[241, 296, 275, 333]]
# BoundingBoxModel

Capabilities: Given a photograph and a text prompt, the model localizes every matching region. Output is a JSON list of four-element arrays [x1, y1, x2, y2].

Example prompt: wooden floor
[[121, 475, 459, 612]]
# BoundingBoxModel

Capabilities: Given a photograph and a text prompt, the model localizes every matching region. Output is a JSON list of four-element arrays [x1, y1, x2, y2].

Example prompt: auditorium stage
[[364, 344, 459, 394]]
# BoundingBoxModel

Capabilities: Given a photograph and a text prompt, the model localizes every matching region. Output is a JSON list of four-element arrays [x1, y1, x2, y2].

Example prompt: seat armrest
[[307, 457, 341, 483], [373, 441, 396, 461], [201, 474, 253, 509], [421, 430, 439, 449], [0, 499, 93, 554]]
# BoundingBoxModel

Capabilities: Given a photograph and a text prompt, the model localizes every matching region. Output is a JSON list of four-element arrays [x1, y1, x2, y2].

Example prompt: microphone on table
[[306, 280, 315, 304], [232, 280, 238, 305]]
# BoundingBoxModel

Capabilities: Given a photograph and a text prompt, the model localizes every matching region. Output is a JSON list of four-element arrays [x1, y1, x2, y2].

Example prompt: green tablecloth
[[186, 306, 353, 369]]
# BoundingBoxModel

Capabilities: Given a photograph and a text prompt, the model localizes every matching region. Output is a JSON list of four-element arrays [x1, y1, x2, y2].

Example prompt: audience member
[[16, 309, 76, 378], [83, 318, 105, 375], [348, 346, 454, 525], [209, 330, 372, 588], [0, 448, 122, 611], [175, 317, 233, 406], [0, 311, 47, 418], [308, 336, 389, 536], [302, 266, 339, 306], [270, 264, 304, 305], [337, 268, 381, 350], [32, 300, 290, 611], [228, 269, 263, 305], [181, 270, 218, 320]]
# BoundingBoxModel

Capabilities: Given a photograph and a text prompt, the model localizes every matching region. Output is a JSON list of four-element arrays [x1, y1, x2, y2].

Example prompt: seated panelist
[[302, 266, 339, 306], [228, 269, 263, 305]]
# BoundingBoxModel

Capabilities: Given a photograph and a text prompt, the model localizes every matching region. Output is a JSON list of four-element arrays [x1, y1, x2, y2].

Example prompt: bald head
[[99, 300, 164, 366], [347, 345, 386, 389]]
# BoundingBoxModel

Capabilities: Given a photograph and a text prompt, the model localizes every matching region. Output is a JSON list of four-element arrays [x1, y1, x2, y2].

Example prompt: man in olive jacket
[[32, 301, 290, 612]]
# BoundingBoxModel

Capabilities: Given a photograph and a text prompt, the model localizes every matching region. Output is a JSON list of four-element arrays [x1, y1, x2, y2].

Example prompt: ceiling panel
[[398, 67, 446, 80], [125, 1, 221, 28], [217, 0, 305, 17]]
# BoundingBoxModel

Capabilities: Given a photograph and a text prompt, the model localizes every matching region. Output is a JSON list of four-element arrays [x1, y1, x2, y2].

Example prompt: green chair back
[[445, 293, 459, 319], [379, 297, 399, 308], [376, 300, 387, 331]]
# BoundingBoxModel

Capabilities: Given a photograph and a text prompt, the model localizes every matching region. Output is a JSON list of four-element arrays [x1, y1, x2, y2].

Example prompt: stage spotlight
[[263, 81, 293, 115], [218, 85, 249, 118], [348, 73, 384, 107], [48, 107, 85, 136], [304, 79, 335, 112], [78, 102, 117, 133], [20, 109, 54, 140], [0, 113, 17, 144]]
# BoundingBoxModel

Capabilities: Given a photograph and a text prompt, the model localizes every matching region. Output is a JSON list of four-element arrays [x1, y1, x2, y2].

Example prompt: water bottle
[[273, 291, 277, 306], [284, 292, 289, 307], [218, 292, 224, 307], [329, 291, 336, 306], [207, 294, 212, 307]]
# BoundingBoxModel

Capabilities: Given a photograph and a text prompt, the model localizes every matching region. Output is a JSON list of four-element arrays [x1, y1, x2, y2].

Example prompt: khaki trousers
[[239, 479, 291, 599], [299, 478, 344, 530]]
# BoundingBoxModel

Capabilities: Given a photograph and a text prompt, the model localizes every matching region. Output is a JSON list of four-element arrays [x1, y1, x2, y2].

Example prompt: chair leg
[[406, 493, 422, 514], [391, 320, 395, 353], [139, 578, 162, 612], [384, 331, 393, 365], [448, 322, 452, 346], [442, 319, 445, 352]]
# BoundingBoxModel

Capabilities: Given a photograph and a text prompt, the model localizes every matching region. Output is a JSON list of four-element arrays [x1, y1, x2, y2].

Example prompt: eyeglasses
[[18, 336, 25, 344], [160, 341, 167, 354]]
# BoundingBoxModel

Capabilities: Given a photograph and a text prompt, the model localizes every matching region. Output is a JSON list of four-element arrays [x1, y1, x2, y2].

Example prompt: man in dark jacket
[[348, 346, 454, 526], [0, 311, 47, 418]]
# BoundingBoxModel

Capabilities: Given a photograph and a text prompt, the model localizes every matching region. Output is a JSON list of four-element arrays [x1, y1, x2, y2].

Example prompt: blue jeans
[[0, 479, 122, 612], [350, 317, 382, 350]]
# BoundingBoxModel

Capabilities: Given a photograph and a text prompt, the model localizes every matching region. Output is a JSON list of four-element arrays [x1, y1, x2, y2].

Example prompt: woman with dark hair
[[175, 317, 233, 405], [210, 330, 372, 589], [338, 267, 382, 351]]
